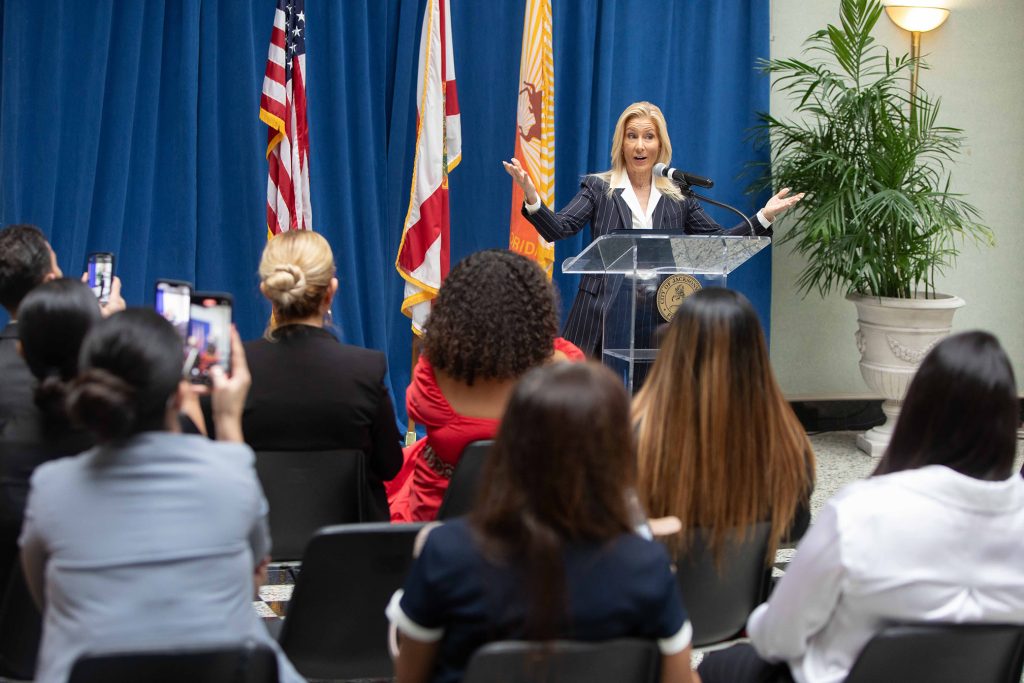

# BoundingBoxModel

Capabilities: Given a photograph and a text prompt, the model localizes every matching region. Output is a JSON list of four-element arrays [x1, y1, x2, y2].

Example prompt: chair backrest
[[67, 641, 278, 683], [463, 638, 660, 683], [673, 521, 771, 647], [278, 521, 425, 680], [844, 622, 1024, 683], [437, 440, 494, 519], [0, 557, 42, 680], [254, 449, 369, 561]]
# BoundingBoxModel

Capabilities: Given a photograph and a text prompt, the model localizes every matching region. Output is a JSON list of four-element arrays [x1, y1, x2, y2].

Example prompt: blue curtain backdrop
[[0, 0, 770, 423]]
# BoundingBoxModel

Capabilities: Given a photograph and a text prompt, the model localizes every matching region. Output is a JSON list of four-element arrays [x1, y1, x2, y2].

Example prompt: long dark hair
[[68, 309, 185, 441], [875, 331, 1018, 480], [633, 287, 813, 559], [471, 362, 635, 639], [17, 279, 102, 425]]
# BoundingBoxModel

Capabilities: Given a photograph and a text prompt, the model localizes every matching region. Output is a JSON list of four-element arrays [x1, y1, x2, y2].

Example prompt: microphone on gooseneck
[[654, 163, 755, 236], [653, 163, 714, 190]]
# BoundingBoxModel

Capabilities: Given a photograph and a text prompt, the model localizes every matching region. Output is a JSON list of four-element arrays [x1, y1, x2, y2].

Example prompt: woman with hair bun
[[387, 249, 582, 523], [0, 279, 100, 590], [18, 309, 304, 683], [243, 230, 402, 519]]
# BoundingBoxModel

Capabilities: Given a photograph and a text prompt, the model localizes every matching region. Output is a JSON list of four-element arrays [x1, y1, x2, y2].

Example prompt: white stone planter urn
[[846, 293, 965, 457]]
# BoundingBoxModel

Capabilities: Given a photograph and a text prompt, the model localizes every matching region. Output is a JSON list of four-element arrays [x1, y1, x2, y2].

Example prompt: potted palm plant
[[755, 0, 992, 455]]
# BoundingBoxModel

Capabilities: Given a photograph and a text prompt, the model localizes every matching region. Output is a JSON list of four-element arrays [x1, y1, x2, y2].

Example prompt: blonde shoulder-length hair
[[593, 101, 683, 201], [632, 288, 814, 560]]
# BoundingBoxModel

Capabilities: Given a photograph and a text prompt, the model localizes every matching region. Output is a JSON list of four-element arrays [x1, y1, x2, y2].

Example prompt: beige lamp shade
[[884, 6, 950, 33]]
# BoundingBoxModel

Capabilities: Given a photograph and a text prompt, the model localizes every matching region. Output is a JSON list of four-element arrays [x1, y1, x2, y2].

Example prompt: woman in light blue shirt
[[19, 309, 304, 683]]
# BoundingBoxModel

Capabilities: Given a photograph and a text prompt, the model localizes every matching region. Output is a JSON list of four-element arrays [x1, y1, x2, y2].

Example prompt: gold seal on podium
[[656, 274, 702, 321]]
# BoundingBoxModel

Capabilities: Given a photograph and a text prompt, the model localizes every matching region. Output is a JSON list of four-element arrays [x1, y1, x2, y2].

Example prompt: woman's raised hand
[[761, 187, 805, 223], [502, 158, 540, 206]]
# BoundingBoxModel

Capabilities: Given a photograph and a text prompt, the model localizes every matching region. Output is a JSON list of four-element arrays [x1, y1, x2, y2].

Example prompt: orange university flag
[[508, 0, 555, 277]]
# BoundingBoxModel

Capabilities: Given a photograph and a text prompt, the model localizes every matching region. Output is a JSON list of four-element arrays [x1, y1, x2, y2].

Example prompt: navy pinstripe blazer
[[523, 175, 771, 355]]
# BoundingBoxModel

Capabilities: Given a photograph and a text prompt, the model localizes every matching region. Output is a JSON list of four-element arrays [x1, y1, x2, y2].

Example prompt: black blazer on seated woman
[[242, 324, 403, 518], [523, 175, 772, 356]]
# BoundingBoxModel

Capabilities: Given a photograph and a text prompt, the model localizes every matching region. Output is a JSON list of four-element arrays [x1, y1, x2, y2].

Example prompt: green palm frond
[[751, 0, 990, 298]]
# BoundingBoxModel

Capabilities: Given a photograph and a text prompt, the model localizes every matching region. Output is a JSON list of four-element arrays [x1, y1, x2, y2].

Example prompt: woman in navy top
[[388, 362, 698, 683]]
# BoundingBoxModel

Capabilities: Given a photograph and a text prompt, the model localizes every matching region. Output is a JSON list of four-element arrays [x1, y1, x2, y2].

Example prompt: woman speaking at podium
[[503, 101, 802, 356]]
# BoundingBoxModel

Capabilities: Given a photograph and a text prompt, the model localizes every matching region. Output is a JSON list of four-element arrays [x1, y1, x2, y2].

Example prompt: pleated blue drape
[[0, 0, 770, 422]]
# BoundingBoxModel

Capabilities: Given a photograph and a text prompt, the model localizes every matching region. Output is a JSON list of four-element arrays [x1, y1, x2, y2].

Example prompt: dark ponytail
[[71, 309, 184, 441], [17, 278, 102, 425]]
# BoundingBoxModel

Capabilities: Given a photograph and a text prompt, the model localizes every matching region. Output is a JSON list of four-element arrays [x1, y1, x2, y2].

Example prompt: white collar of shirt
[[612, 170, 661, 230]]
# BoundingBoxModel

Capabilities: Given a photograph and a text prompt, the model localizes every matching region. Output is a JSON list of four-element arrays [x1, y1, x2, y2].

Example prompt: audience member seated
[[18, 309, 304, 683], [0, 280, 101, 591], [698, 331, 1024, 683], [387, 249, 580, 522], [242, 230, 402, 518], [388, 362, 699, 683], [633, 288, 814, 561], [0, 225, 63, 429]]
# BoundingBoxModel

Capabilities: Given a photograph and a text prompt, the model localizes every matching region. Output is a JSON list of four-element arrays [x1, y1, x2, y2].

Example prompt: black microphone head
[[653, 163, 669, 178]]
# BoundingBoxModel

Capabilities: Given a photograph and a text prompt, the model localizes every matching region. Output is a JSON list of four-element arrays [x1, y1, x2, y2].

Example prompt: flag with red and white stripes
[[395, 0, 461, 334], [260, 0, 312, 237]]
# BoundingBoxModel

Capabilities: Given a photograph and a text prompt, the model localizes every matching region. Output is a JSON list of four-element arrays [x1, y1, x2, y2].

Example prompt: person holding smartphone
[[0, 279, 100, 594], [0, 225, 63, 429], [18, 309, 305, 683]]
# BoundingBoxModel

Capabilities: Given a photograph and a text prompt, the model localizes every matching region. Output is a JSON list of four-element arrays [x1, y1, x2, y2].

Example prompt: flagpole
[[406, 335, 421, 446]]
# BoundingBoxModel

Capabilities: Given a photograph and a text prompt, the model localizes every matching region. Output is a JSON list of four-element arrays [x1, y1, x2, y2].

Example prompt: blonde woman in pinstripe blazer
[[503, 101, 802, 356]]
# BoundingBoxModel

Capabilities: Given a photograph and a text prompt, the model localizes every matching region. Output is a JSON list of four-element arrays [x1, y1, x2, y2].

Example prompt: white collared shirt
[[613, 170, 660, 229], [748, 465, 1024, 683]]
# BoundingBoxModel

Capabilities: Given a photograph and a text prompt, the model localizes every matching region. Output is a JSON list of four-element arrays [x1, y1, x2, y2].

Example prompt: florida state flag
[[508, 0, 555, 276]]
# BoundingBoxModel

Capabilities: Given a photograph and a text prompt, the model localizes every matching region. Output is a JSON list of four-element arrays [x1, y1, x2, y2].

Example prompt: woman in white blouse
[[698, 331, 1024, 683]]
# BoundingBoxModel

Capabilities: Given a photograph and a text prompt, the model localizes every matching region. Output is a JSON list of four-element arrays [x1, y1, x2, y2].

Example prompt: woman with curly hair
[[387, 249, 582, 522]]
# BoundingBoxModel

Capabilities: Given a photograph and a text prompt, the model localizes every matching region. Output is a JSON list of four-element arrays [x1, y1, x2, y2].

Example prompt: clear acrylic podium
[[563, 233, 770, 391]]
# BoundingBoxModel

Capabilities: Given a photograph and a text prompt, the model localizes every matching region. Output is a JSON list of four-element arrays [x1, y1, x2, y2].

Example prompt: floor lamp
[[884, 5, 950, 107]]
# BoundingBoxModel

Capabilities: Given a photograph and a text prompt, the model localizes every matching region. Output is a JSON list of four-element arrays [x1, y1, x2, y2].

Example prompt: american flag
[[260, 0, 312, 237]]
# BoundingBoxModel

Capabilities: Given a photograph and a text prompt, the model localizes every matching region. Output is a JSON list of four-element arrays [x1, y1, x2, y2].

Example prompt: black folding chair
[[255, 449, 375, 561], [67, 641, 278, 683], [463, 638, 660, 683], [437, 440, 493, 519], [0, 557, 42, 680], [673, 521, 771, 647], [844, 622, 1024, 683], [278, 521, 425, 680]]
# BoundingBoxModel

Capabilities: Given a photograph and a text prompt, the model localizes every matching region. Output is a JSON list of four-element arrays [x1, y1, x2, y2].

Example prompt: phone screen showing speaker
[[187, 294, 232, 384], [87, 253, 114, 304], [154, 280, 192, 342]]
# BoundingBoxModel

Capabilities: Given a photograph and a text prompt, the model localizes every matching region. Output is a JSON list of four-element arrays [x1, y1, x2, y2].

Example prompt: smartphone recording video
[[87, 252, 115, 304], [154, 279, 193, 342], [186, 292, 233, 384]]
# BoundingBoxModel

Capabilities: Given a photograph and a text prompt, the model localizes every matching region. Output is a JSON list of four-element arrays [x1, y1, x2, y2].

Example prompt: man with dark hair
[[0, 224, 62, 426]]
